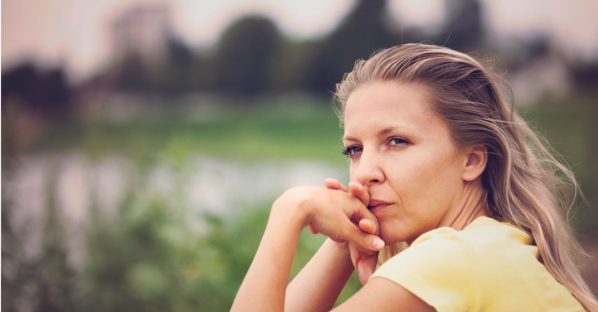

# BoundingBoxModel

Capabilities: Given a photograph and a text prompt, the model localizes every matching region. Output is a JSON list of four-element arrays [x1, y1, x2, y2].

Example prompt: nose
[[352, 149, 385, 186]]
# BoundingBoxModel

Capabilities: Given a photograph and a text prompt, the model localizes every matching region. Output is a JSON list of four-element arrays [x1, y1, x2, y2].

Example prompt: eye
[[388, 137, 409, 146], [342, 145, 362, 159]]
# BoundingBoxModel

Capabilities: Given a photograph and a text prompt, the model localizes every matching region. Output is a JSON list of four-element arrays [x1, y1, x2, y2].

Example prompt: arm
[[230, 186, 384, 312], [332, 277, 435, 312], [230, 193, 305, 312], [285, 239, 354, 312]]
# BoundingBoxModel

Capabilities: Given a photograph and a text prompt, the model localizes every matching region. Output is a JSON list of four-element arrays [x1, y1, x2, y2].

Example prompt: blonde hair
[[335, 43, 597, 310]]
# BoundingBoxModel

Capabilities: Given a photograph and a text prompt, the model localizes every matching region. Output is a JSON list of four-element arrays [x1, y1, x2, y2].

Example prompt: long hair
[[334, 43, 597, 310]]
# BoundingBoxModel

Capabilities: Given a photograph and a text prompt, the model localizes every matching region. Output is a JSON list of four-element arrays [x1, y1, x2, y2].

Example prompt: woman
[[231, 44, 597, 311]]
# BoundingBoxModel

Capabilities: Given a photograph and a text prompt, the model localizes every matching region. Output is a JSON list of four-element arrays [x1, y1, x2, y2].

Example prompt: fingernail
[[372, 237, 385, 250]]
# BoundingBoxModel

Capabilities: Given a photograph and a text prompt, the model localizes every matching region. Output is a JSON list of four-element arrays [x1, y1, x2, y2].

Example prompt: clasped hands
[[320, 178, 383, 285], [274, 178, 384, 285]]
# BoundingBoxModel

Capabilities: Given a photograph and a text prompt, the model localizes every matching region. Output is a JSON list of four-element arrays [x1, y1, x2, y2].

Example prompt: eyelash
[[388, 137, 409, 146], [341, 145, 361, 158], [342, 137, 410, 158]]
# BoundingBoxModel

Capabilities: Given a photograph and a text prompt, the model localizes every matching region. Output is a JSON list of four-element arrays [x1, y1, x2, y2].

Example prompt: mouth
[[368, 199, 392, 214]]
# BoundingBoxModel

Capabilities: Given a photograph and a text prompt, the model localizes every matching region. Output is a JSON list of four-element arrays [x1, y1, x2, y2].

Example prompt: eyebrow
[[343, 126, 406, 142]]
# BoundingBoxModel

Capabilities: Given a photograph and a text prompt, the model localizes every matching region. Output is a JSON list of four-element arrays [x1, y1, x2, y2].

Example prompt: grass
[[30, 99, 347, 166]]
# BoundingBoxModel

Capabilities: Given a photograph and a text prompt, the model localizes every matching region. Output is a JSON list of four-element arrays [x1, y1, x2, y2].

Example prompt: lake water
[[4, 153, 346, 266]]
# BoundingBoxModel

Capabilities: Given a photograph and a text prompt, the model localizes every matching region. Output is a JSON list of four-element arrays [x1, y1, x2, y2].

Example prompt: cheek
[[386, 153, 433, 190], [348, 163, 356, 181], [387, 149, 462, 203]]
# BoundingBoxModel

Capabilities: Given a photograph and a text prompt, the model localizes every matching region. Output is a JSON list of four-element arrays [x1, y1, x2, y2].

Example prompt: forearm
[[231, 199, 306, 312], [285, 238, 355, 312]]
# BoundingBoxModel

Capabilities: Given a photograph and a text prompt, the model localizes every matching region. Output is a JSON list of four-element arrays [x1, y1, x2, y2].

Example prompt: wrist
[[326, 238, 351, 260], [271, 188, 312, 231], [323, 238, 355, 273]]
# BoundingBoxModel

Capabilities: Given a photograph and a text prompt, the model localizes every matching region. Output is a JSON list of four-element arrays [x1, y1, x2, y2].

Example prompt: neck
[[441, 180, 488, 230]]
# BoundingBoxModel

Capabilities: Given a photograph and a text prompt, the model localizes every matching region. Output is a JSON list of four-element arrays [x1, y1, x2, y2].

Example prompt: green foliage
[[83, 183, 208, 311], [519, 97, 598, 237], [81, 182, 350, 310]]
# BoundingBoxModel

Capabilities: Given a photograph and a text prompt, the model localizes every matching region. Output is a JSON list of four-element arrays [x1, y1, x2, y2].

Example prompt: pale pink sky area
[[2, 0, 598, 82]]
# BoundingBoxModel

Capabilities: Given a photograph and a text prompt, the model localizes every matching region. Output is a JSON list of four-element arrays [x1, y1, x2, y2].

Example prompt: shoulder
[[375, 225, 477, 280], [369, 217, 519, 312], [352, 217, 584, 312], [375, 216, 531, 281]]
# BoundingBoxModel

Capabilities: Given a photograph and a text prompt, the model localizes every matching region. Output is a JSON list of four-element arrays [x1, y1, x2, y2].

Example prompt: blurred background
[[2, 0, 598, 310]]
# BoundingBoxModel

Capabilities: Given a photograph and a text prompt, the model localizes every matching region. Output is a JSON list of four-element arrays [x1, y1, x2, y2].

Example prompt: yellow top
[[371, 216, 585, 312]]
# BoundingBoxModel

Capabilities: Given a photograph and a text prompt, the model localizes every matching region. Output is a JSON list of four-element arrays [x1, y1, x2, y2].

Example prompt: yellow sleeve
[[371, 228, 477, 312]]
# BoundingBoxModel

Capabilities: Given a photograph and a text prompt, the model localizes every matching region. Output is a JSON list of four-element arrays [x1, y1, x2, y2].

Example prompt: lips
[[368, 199, 391, 213]]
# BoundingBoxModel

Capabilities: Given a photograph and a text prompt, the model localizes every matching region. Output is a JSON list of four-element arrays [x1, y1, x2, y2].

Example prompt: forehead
[[343, 81, 443, 137]]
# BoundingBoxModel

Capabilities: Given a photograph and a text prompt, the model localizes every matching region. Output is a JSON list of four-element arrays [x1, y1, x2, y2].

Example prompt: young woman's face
[[343, 81, 469, 244]]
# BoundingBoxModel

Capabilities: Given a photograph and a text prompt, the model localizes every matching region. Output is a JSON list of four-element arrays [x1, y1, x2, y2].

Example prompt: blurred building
[[110, 3, 172, 65], [509, 52, 571, 105]]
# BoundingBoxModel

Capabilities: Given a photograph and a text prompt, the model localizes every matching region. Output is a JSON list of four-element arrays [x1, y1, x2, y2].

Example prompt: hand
[[324, 178, 380, 285], [274, 186, 385, 254]]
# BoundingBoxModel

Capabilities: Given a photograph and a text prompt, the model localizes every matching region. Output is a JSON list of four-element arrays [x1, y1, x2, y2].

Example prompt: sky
[[2, 0, 598, 82]]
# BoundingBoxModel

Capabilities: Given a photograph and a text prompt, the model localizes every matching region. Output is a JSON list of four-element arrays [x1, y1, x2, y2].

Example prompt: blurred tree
[[268, 40, 317, 93], [212, 15, 283, 96], [1, 63, 73, 120], [112, 54, 152, 92], [569, 59, 598, 94], [167, 36, 195, 70], [499, 35, 552, 72], [154, 35, 207, 95], [438, 0, 484, 52], [301, 0, 401, 94]]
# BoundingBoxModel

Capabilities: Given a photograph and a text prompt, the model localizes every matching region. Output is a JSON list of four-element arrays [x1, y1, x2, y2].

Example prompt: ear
[[462, 145, 487, 182]]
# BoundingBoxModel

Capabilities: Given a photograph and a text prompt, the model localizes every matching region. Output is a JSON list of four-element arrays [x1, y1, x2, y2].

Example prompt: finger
[[324, 178, 348, 192], [344, 199, 379, 235], [324, 178, 341, 189], [348, 181, 369, 205], [358, 219, 377, 235], [349, 244, 361, 268], [343, 222, 385, 252], [349, 241, 378, 285], [357, 256, 377, 285]]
